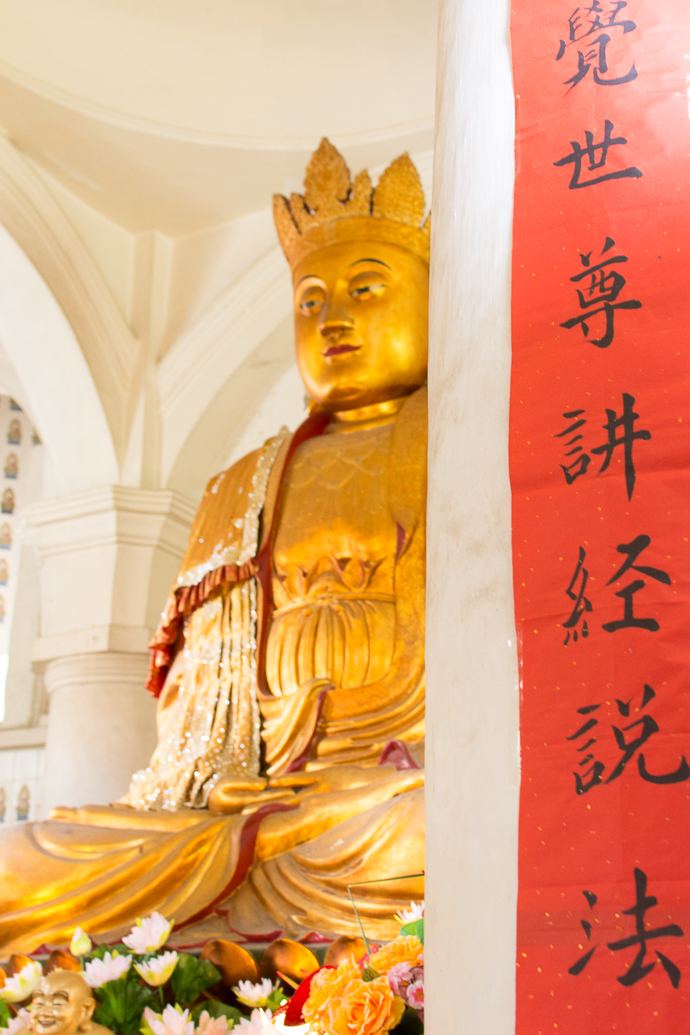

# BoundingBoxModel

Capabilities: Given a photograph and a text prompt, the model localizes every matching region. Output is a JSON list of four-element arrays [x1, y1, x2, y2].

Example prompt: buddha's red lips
[[322, 344, 361, 357]]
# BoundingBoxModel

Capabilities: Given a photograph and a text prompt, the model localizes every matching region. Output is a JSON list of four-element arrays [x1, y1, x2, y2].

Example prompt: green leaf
[[392, 1005, 424, 1035], [191, 1001, 242, 1028], [89, 943, 131, 962], [170, 955, 221, 1008], [361, 965, 381, 982], [400, 918, 424, 945], [265, 990, 288, 1013], [0, 999, 12, 1028], [93, 975, 156, 1035]]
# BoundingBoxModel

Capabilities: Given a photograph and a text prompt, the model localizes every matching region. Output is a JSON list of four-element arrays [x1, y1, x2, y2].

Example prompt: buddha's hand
[[207, 772, 331, 815], [207, 774, 301, 815]]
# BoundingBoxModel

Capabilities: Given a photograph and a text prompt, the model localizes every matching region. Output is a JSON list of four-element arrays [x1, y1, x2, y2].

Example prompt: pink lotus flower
[[134, 951, 178, 987], [0, 962, 42, 1003], [397, 900, 424, 924], [143, 1005, 194, 1035], [195, 1011, 229, 1035], [122, 912, 173, 954], [5, 1007, 29, 1034], [232, 978, 281, 1009], [235, 1009, 279, 1034], [83, 952, 132, 989]]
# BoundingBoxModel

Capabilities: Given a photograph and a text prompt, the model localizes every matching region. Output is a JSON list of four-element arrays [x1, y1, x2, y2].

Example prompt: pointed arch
[[0, 222, 118, 492]]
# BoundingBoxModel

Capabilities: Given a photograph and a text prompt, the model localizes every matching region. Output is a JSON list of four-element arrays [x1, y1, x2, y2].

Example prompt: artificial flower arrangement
[[0, 903, 424, 1035]]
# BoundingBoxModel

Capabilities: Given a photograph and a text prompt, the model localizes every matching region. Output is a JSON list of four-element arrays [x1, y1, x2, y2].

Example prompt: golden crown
[[273, 138, 430, 270]]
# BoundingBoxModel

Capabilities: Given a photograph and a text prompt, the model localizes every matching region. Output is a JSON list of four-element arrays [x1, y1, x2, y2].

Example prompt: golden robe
[[0, 390, 426, 954]]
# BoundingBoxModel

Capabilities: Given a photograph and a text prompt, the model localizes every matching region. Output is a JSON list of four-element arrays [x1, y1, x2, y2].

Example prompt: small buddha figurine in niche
[[0, 140, 426, 953], [17, 972, 114, 1035]]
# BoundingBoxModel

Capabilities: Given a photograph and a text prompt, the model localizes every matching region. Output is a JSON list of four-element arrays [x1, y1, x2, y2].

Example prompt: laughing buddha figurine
[[17, 972, 115, 1035], [0, 140, 427, 953]]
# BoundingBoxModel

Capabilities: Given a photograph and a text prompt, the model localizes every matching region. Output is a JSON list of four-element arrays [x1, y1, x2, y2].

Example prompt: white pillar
[[26, 486, 196, 814], [42, 653, 152, 811], [426, 1, 519, 1032]]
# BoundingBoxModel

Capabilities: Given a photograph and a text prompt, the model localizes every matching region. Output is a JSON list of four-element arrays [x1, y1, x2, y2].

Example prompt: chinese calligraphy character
[[555, 408, 590, 484], [568, 684, 690, 794], [569, 870, 683, 987], [569, 887, 599, 974], [563, 546, 592, 644], [567, 702, 604, 791], [591, 393, 650, 499], [555, 392, 650, 496], [602, 534, 671, 633], [554, 120, 643, 189], [560, 237, 642, 348], [557, 2, 637, 90]]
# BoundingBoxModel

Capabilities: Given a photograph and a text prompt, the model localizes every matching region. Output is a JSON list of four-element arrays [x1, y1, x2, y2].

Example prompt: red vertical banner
[[510, 2, 690, 1031]]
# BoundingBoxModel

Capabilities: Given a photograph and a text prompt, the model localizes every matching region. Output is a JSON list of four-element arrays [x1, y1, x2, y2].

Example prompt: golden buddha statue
[[19, 971, 114, 1035], [0, 140, 426, 954]]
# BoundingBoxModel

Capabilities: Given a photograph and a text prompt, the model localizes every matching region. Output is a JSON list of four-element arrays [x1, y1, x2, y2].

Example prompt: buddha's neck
[[325, 396, 406, 434]]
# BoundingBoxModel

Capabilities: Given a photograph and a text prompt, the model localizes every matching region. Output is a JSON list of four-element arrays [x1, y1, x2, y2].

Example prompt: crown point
[[373, 153, 426, 229], [304, 139, 352, 217], [349, 169, 373, 217], [273, 194, 299, 259], [289, 192, 318, 233]]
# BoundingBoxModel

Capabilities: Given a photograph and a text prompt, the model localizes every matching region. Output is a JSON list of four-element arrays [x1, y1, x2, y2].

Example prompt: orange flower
[[324, 977, 405, 1035], [369, 935, 423, 975], [303, 961, 358, 1030]]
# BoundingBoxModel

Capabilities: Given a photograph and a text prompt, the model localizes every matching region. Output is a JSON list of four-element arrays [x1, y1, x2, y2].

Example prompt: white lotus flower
[[195, 1012, 229, 1035], [0, 962, 42, 1002], [143, 1006, 194, 1035], [122, 912, 173, 954], [69, 927, 93, 957], [398, 900, 425, 924], [134, 951, 179, 987], [82, 952, 132, 989], [235, 1010, 281, 1035], [232, 978, 281, 1008], [5, 1007, 29, 1034]]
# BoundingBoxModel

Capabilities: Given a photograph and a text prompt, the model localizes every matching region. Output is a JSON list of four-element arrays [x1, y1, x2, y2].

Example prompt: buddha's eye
[[296, 283, 326, 317], [349, 272, 388, 301]]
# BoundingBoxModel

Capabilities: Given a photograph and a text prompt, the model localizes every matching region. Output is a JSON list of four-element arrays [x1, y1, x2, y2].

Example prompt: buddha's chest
[[272, 421, 397, 576]]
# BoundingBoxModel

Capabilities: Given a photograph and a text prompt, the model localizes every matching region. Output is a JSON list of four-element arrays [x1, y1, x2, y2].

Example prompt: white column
[[426, 1, 519, 1033], [42, 652, 151, 812], [26, 486, 196, 814]]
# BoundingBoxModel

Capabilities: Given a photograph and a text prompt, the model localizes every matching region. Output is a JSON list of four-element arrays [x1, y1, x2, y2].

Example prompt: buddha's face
[[30, 974, 94, 1035], [292, 239, 428, 412]]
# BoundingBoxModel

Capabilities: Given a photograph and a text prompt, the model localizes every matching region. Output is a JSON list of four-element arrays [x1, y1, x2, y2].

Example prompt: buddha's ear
[[81, 996, 96, 1026]]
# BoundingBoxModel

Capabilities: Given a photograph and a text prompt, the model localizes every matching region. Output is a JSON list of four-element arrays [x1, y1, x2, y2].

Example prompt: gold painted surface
[[260, 391, 426, 774], [0, 141, 429, 952], [246, 787, 425, 942], [273, 138, 430, 268], [267, 420, 398, 699]]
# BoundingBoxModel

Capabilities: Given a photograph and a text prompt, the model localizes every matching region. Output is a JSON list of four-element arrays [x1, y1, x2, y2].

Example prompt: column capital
[[24, 485, 197, 558]]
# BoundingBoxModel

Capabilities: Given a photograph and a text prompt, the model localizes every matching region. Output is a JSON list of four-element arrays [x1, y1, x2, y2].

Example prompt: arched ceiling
[[0, 0, 437, 233]]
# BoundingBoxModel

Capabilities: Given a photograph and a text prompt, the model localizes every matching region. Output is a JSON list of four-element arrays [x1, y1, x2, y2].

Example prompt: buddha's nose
[[319, 316, 354, 343]]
